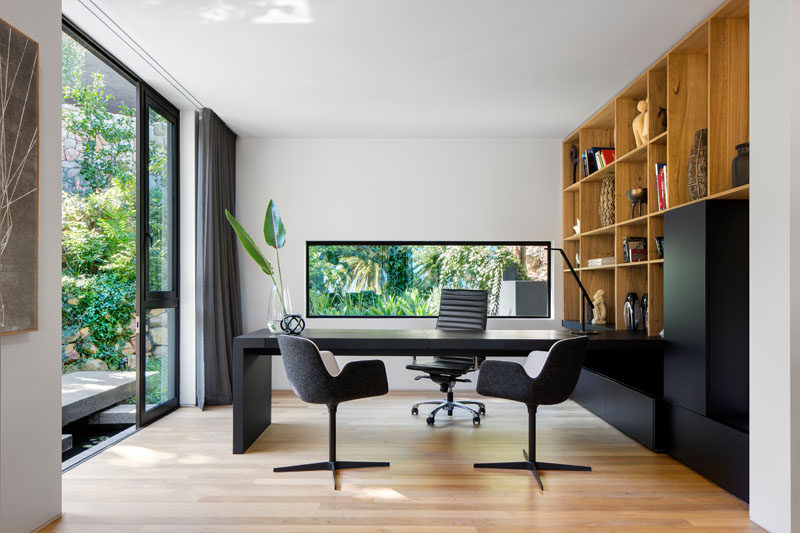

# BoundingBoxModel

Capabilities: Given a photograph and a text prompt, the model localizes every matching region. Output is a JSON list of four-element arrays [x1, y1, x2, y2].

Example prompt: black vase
[[732, 142, 749, 187]]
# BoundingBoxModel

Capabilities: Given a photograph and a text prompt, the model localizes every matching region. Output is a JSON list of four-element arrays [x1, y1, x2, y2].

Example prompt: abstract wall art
[[0, 17, 38, 335]]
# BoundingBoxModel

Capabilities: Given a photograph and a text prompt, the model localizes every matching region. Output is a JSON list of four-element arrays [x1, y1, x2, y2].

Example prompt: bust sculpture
[[591, 289, 607, 325], [632, 100, 649, 147]]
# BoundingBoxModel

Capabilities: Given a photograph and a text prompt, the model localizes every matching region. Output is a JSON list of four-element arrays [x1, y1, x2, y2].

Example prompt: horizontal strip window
[[306, 241, 551, 318]]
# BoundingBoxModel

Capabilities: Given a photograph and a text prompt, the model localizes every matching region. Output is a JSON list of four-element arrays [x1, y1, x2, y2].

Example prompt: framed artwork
[[0, 17, 38, 335]]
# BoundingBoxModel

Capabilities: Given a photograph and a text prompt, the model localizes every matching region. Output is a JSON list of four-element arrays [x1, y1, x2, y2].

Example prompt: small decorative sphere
[[280, 314, 305, 335]]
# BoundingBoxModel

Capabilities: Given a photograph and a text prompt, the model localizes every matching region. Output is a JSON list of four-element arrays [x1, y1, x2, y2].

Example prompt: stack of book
[[581, 147, 616, 177], [655, 163, 668, 210], [622, 237, 648, 263], [586, 256, 615, 267]]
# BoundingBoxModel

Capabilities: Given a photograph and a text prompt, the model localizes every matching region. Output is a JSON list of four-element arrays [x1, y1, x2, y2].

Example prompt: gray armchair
[[275, 335, 390, 488], [473, 336, 591, 490]]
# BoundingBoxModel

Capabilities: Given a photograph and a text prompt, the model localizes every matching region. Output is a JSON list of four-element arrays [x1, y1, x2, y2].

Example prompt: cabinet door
[[664, 202, 708, 415]]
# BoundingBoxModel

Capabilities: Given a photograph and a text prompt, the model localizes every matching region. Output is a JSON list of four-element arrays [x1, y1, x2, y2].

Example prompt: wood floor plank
[[42, 392, 759, 532]]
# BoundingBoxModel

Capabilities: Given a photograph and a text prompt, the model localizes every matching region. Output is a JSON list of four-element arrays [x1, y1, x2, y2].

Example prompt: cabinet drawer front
[[605, 378, 659, 450], [571, 369, 606, 418]]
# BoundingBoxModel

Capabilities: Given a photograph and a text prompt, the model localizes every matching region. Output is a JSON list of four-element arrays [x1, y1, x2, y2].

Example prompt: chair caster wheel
[[411, 407, 418, 415], [426, 416, 435, 425], [479, 407, 486, 415], [473, 416, 481, 425]]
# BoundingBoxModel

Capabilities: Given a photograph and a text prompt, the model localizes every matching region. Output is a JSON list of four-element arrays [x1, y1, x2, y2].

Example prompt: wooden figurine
[[591, 290, 607, 325], [632, 100, 648, 147]]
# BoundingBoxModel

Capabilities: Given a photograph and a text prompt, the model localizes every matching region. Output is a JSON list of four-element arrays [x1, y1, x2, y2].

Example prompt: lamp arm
[[550, 246, 595, 310]]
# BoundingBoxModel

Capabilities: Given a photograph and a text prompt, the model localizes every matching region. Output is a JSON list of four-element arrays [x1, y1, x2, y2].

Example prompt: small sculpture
[[626, 188, 648, 218], [573, 218, 581, 235], [658, 107, 667, 131], [632, 100, 649, 147], [591, 290, 607, 325], [569, 144, 579, 183]]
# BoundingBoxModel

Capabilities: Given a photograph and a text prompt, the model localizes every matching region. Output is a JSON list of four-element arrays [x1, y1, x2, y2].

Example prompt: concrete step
[[62, 434, 72, 453], [88, 403, 156, 425], [62, 371, 156, 426]]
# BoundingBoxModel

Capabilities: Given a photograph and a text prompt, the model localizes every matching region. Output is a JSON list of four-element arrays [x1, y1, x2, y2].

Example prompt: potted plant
[[226, 200, 291, 332]]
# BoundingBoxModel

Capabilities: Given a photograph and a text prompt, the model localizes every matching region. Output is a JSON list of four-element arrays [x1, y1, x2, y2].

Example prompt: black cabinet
[[663, 200, 749, 500]]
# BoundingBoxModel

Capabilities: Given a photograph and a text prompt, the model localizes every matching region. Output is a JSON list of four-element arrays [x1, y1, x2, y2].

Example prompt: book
[[655, 163, 667, 210], [581, 153, 589, 177], [622, 237, 648, 263], [585, 149, 597, 174], [587, 256, 615, 267], [600, 149, 616, 166]]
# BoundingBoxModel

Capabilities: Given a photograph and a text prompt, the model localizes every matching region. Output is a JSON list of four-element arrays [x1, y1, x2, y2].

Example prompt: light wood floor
[[44, 391, 760, 532]]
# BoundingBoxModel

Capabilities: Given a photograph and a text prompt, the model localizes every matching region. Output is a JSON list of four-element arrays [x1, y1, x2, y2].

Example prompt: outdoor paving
[[61, 371, 137, 425]]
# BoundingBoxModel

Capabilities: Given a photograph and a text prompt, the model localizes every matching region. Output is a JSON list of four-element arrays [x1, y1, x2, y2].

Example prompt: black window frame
[[61, 17, 181, 429], [306, 240, 552, 319]]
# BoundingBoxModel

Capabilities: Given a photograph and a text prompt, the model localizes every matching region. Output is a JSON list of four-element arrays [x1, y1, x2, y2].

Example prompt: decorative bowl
[[625, 188, 648, 204]]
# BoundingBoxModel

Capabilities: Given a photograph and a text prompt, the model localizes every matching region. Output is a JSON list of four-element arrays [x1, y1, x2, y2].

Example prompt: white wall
[[178, 109, 196, 405], [235, 138, 562, 390], [0, 1, 63, 531], [749, 0, 800, 530]]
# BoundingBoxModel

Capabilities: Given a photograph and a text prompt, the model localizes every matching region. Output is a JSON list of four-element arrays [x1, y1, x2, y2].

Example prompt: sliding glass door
[[137, 93, 180, 426]]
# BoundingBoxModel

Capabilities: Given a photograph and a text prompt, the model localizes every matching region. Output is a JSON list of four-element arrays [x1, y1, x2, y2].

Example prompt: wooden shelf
[[649, 130, 668, 145], [581, 161, 615, 183], [581, 224, 616, 237], [616, 144, 648, 164], [560, 0, 748, 334]]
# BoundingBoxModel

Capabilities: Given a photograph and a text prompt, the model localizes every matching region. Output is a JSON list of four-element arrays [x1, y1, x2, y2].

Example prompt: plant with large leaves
[[225, 200, 289, 313]]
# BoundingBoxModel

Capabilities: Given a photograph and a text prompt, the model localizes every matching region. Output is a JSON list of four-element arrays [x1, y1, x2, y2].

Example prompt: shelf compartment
[[562, 269, 581, 323], [617, 223, 649, 265], [615, 264, 648, 331], [582, 269, 615, 327], [615, 160, 649, 223], [563, 140, 581, 190], [579, 126, 615, 180], [648, 214, 664, 261], [563, 189, 580, 239], [708, 17, 749, 196], [648, 141, 668, 214], [667, 49, 709, 208], [648, 67, 668, 139], [616, 98, 648, 157], [580, 233, 615, 270]]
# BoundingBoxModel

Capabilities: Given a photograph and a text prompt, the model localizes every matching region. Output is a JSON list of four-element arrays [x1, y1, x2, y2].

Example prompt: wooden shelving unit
[[560, 0, 748, 335]]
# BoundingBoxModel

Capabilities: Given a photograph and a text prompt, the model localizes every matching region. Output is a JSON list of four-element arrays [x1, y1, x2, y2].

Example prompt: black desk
[[232, 328, 659, 453]]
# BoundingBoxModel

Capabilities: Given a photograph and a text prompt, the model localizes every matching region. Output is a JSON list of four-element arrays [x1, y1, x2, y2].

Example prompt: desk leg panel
[[233, 348, 272, 453]]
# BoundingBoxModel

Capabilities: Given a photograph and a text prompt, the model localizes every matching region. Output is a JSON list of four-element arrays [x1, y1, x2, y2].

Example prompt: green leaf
[[263, 200, 286, 250], [225, 210, 274, 276]]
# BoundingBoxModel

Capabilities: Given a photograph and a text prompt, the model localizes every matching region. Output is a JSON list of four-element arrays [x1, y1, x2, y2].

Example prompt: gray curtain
[[196, 108, 241, 408]]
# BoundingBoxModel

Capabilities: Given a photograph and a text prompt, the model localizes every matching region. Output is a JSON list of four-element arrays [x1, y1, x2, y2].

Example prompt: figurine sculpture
[[632, 99, 649, 147], [569, 144, 579, 183], [573, 218, 581, 235], [591, 290, 607, 325]]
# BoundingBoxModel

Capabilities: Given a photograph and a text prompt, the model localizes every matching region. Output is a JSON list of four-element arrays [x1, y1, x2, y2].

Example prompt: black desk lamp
[[549, 245, 598, 335]]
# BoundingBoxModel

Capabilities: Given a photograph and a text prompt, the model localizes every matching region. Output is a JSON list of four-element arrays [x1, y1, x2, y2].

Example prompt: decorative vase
[[687, 128, 708, 201], [267, 285, 292, 333], [731, 142, 749, 187], [599, 176, 615, 226], [623, 292, 639, 331]]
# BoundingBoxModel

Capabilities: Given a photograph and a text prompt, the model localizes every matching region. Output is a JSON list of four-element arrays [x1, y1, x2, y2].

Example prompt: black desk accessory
[[549, 245, 597, 335]]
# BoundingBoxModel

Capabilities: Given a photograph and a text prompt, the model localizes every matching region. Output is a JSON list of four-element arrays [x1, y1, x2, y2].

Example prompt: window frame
[[306, 240, 552, 319]]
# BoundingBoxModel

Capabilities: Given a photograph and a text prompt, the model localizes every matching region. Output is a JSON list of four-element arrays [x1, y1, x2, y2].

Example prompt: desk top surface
[[235, 328, 660, 354]]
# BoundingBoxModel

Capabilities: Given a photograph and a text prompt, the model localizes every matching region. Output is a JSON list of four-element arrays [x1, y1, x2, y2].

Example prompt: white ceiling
[[63, 0, 724, 138]]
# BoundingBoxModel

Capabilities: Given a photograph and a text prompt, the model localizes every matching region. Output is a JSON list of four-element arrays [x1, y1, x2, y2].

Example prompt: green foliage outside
[[308, 244, 541, 317], [61, 33, 137, 373]]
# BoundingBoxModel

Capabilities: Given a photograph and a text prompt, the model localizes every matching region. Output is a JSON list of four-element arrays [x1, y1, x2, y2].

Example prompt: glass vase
[[267, 285, 292, 333]]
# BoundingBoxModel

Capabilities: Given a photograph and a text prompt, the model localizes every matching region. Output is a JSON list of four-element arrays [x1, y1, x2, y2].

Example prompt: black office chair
[[406, 288, 488, 425], [275, 335, 390, 489], [473, 336, 591, 490]]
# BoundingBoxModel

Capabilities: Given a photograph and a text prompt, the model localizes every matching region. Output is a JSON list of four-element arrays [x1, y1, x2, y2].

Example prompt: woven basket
[[688, 128, 708, 201], [599, 176, 615, 227]]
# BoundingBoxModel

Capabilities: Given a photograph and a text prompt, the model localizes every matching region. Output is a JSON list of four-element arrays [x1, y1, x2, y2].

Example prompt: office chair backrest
[[277, 335, 335, 405], [533, 336, 590, 405], [435, 289, 488, 331]]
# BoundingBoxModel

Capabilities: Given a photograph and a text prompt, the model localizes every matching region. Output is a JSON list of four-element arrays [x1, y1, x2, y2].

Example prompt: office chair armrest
[[476, 360, 532, 402], [334, 359, 389, 401]]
